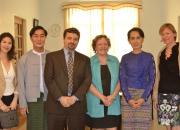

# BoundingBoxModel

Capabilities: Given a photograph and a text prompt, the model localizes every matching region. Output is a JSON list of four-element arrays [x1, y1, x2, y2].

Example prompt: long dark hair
[[0, 32, 16, 60], [127, 27, 145, 40]]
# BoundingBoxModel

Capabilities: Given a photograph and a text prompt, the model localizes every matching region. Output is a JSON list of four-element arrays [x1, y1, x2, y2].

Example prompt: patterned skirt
[[157, 93, 180, 126], [121, 88, 152, 130]]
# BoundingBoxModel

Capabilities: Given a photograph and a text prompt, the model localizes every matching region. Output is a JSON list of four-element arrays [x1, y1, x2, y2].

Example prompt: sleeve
[[141, 55, 156, 101], [119, 56, 132, 101], [74, 57, 92, 101], [153, 50, 162, 102], [17, 57, 27, 108]]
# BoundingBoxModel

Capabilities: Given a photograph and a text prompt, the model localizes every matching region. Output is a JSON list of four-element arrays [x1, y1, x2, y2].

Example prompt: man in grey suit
[[17, 26, 49, 130], [44, 27, 91, 130]]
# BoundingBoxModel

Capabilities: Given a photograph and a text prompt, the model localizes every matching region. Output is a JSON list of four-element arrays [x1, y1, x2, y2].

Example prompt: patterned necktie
[[67, 51, 73, 96]]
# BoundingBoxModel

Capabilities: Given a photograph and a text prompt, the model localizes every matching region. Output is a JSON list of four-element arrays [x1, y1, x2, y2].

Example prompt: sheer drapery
[[64, 4, 140, 60]]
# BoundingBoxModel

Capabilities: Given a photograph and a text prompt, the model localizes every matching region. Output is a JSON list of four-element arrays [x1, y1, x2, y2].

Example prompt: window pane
[[104, 7, 138, 60], [65, 6, 139, 59]]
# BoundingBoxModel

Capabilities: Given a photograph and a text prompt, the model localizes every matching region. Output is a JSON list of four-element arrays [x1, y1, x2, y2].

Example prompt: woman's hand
[[20, 107, 29, 117], [9, 99, 17, 110], [128, 99, 138, 108], [0, 104, 10, 112], [153, 98, 158, 110], [100, 95, 109, 106], [136, 98, 145, 108], [106, 95, 115, 106]]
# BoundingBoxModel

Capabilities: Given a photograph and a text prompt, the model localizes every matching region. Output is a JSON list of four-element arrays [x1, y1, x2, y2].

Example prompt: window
[[14, 16, 26, 60], [64, 2, 141, 60]]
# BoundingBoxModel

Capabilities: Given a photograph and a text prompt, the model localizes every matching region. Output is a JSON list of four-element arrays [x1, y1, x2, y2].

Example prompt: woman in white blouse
[[0, 32, 18, 130]]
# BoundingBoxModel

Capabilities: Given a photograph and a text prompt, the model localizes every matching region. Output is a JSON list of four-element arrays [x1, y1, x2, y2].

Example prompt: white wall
[[141, 0, 180, 59], [38, 0, 65, 51], [0, 0, 39, 50], [164, 0, 180, 43], [164, 0, 180, 29], [141, 0, 166, 58]]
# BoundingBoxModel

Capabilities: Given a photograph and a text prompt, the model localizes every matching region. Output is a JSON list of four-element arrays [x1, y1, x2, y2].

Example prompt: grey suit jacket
[[44, 49, 91, 115], [17, 50, 49, 108]]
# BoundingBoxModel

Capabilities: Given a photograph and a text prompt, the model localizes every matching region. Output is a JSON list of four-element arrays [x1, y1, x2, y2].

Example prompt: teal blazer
[[86, 54, 121, 118]]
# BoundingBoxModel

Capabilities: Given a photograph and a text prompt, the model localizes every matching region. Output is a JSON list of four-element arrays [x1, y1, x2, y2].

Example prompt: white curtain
[[65, 6, 139, 60]]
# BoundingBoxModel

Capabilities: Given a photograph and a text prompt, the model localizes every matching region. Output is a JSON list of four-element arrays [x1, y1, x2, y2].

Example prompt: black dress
[[86, 65, 120, 128], [157, 43, 180, 126]]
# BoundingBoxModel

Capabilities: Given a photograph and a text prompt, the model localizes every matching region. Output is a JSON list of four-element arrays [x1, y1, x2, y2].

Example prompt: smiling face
[[0, 37, 13, 54], [95, 37, 110, 56], [160, 27, 176, 45], [30, 29, 46, 51], [128, 31, 144, 51], [64, 32, 79, 51]]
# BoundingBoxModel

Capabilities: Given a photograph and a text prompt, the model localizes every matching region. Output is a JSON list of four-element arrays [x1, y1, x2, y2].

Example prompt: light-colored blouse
[[1, 61, 15, 96]]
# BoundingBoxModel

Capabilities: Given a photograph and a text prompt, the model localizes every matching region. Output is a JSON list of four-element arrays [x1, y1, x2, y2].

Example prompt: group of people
[[0, 23, 179, 130]]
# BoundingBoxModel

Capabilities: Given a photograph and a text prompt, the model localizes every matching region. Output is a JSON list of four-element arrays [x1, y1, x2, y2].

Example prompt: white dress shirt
[[32, 49, 45, 93], [1, 61, 15, 96]]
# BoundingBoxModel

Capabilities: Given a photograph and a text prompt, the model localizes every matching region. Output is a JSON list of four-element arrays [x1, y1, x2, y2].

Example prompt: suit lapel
[[60, 50, 81, 82], [73, 51, 80, 77], [59, 50, 68, 77]]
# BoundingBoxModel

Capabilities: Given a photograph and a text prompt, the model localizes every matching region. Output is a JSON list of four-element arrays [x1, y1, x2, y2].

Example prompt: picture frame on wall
[[33, 18, 39, 27]]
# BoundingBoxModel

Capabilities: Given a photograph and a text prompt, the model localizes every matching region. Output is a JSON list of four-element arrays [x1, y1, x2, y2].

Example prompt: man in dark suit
[[44, 27, 91, 130]]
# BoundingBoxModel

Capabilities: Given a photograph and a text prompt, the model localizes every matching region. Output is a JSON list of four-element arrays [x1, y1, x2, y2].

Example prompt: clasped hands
[[0, 101, 17, 112], [101, 95, 115, 106], [59, 96, 77, 107], [128, 98, 145, 109]]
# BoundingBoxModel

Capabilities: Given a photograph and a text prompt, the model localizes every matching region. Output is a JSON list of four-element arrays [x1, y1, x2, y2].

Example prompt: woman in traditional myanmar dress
[[120, 27, 155, 130]]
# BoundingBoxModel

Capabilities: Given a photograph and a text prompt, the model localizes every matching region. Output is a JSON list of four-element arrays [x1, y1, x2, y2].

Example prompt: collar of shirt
[[32, 49, 45, 56], [63, 48, 75, 62]]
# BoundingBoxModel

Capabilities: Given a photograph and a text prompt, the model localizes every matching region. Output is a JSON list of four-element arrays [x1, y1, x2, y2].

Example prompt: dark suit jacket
[[44, 49, 91, 115]]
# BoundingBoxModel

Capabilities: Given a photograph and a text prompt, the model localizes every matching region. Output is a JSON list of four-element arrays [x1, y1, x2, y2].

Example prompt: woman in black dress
[[86, 35, 121, 130], [153, 23, 180, 130]]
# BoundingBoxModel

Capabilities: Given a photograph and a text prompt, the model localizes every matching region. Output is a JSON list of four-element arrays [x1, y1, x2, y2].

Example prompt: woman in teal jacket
[[86, 35, 121, 130]]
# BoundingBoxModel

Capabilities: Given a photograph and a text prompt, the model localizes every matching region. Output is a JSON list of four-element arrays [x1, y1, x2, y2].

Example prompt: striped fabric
[[121, 88, 152, 130], [27, 93, 47, 130]]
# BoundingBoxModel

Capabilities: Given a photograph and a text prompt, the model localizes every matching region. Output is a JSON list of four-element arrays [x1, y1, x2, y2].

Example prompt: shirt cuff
[[72, 95, 79, 101]]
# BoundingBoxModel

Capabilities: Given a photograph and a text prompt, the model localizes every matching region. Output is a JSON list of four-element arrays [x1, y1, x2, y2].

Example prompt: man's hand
[[20, 107, 28, 116], [59, 96, 78, 107], [67, 96, 78, 106], [59, 96, 71, 107]]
